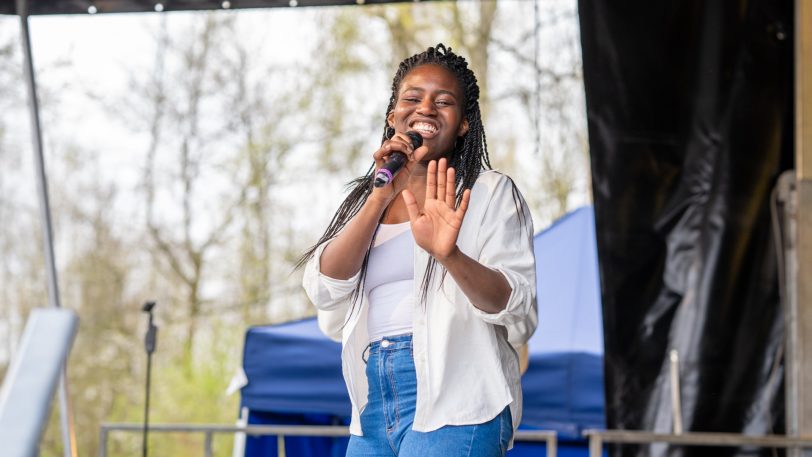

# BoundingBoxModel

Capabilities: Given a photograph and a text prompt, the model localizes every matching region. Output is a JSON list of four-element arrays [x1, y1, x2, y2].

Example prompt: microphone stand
[[141, 301, 158, 457]]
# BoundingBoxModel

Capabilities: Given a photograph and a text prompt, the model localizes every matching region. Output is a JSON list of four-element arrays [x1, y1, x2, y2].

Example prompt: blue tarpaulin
[[241, 206, 605, 456]]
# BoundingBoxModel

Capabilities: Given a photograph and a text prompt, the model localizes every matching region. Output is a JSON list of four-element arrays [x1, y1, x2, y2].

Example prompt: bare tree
[[56, 153, 141, 455], [216, 36, 295, 324], [0, 33, 20, 374], [364, 2, 496, 116], [138, 15, 244, 362], [489, 3, 589, 223]]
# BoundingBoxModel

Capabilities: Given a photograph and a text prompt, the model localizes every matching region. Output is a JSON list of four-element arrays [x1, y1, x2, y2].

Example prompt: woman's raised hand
[[402, 158, 471, 261]]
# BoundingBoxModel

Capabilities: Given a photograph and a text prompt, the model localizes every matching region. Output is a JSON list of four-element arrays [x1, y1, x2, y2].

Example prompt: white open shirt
[[302, 170, 538, 447]]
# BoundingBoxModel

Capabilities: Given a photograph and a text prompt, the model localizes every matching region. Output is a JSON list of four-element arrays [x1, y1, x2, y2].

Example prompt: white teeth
[[412, 122, 437, 134]]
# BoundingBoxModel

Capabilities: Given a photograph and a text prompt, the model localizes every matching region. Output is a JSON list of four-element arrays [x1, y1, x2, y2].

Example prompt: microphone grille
[[405, 131, 423, 149]]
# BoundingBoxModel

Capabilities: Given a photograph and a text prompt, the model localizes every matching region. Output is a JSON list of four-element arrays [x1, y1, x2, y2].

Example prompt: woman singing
[[299, 44, 537, 457]]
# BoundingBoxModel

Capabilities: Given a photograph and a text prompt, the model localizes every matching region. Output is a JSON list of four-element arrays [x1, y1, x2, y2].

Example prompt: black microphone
[[373, 131, 423, 188]]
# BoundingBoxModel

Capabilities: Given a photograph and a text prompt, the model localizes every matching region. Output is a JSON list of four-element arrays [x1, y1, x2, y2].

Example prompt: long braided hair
[[296, 43, 491, 305]]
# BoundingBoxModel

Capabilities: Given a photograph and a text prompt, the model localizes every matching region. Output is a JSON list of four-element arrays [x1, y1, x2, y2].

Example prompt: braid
[[297, 43, 489, 306]]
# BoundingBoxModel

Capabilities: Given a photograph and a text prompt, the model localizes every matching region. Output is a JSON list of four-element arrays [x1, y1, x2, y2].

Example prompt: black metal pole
[[142, 302, 157, 457]]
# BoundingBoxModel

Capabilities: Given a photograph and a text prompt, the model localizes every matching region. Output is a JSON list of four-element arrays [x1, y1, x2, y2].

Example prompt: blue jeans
[[346, 334, 512, 457]]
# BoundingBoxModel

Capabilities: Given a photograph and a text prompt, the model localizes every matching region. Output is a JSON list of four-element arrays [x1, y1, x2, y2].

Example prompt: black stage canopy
[[1, 0, 442, 16]]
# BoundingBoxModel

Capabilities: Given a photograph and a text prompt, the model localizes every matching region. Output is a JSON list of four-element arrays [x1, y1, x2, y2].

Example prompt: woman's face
[[387, 64, 469, 162]]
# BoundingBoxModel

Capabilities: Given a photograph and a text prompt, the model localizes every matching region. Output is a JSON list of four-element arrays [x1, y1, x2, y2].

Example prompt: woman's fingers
[[389, 133, 416, 158], [426, 160, 437, 200], [372, 144, 387, 162], [390, 132, 416, 149], [436, 160, 461, 211], [436, 158, 447, 202], [412, 145, 427, 161], [445, 166, 456, 208], [457, 188, 471, 216], [402, 189, 420, 222], [373, 136, 414, 164], [426, 159, 464, 211]]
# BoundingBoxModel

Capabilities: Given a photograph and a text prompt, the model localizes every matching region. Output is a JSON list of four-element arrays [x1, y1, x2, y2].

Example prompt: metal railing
[[515, 429, 557, 456], [584, 429, 812, 457], [99, 423, 558, 457]]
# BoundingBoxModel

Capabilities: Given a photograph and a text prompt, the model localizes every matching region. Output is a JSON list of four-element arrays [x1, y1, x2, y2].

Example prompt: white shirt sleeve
[[302, 239, 362, 341], [470, 175, 538, 347]]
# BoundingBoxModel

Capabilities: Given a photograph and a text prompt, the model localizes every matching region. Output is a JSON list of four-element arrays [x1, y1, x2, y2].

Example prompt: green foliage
[[138, 322, 242, 455], [40, 323, 243, 456]]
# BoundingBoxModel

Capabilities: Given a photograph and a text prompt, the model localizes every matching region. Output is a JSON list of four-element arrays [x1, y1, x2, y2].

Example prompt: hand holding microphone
[[373, 131, 423, 188]]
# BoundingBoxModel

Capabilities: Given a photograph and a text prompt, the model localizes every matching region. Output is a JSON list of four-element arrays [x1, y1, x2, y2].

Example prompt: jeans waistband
[[368, 333, 412, 354]]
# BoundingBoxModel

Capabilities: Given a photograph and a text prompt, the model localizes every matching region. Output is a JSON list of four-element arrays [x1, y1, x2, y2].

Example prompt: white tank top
[[365, 222, 414, 342]]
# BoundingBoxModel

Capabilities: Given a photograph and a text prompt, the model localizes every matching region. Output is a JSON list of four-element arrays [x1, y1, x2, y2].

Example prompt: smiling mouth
[[410, 121, 439, 138]]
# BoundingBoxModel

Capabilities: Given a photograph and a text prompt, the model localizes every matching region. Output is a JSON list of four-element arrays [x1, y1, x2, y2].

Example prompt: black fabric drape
[[579, 1, 794, 455]]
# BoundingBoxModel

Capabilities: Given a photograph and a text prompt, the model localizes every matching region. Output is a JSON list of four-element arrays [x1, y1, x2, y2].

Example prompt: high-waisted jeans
[[346, 334, 512, 457]]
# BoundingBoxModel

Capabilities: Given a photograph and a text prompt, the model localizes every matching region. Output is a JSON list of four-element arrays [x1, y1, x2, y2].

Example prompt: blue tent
[[240, 206, 605, 456]]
